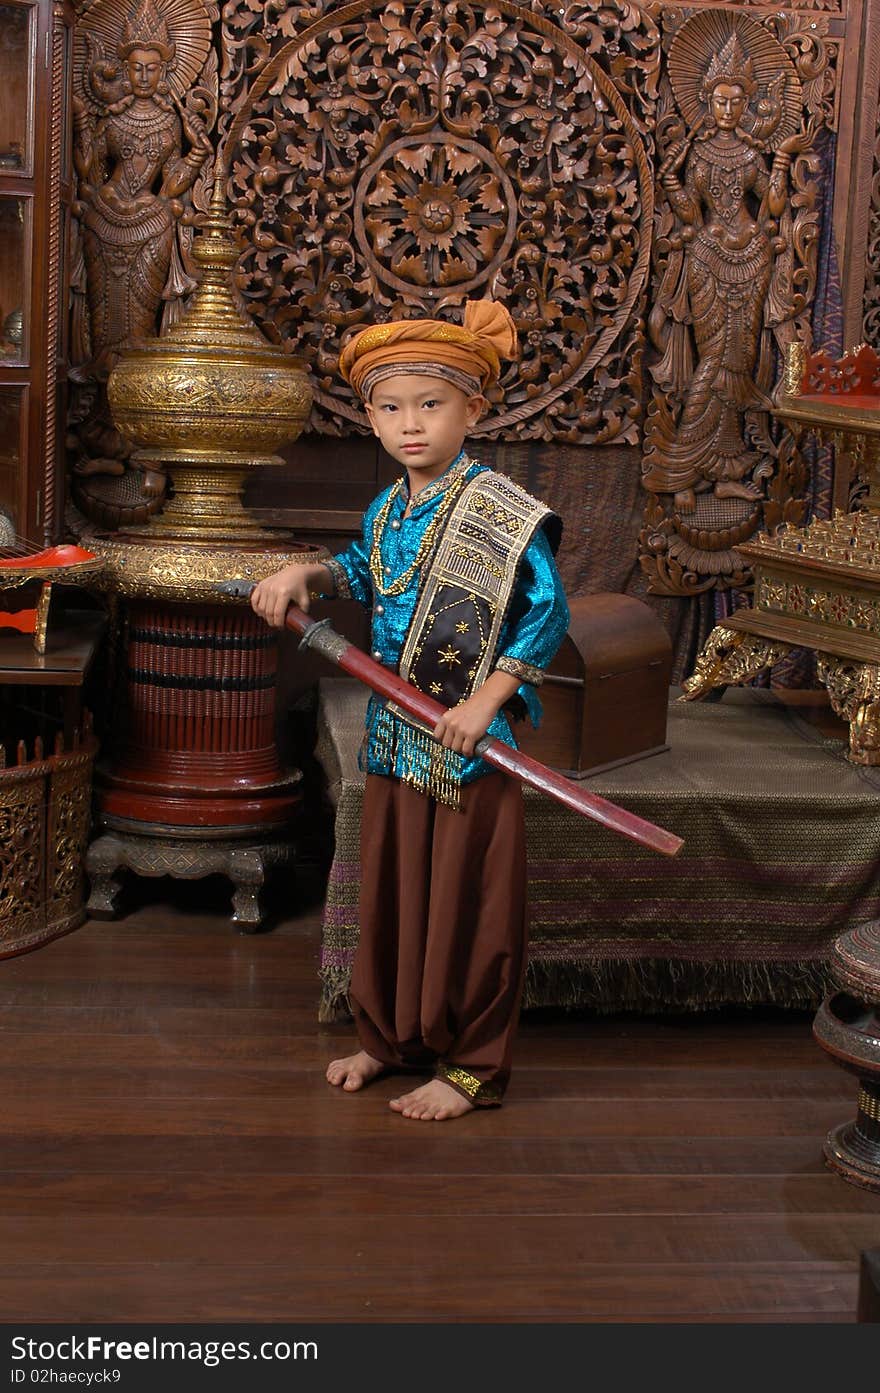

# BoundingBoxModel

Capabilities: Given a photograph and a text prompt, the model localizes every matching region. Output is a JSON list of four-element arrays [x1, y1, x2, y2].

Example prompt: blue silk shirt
[[327, 455, 570, 785]]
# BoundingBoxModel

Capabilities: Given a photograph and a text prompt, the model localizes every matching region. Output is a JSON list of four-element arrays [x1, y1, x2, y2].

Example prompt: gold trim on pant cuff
[[437, 1063, 504, 1107]]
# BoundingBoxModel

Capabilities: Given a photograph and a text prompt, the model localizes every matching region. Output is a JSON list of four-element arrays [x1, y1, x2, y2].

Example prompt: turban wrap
[[338, 299, 519, 400]]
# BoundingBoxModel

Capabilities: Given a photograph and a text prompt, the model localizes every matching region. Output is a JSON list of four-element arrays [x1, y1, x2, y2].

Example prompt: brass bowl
[[107, 341, 312, 466]]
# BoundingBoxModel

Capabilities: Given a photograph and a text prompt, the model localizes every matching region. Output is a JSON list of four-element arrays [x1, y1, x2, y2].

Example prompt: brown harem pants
[[349, 771, 527, 1106]]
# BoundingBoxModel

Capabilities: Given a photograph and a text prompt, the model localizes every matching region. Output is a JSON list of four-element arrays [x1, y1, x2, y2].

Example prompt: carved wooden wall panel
[[639, 4, 840, 595], [218, 1, 660, 445], [859, 4, 880, 349], [65, 0, 879, 618], [867, 113, 880, 348]]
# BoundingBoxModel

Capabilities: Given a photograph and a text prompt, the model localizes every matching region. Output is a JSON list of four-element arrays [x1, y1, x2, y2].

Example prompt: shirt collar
[[400, 451, 475, 511]]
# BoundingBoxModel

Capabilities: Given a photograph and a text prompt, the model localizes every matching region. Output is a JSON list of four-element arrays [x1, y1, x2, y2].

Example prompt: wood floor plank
[[0, 1006, 328, 1036], [0, 1063, 852, 1102], [0, 1093, 852, 1138], [0, 1263, 857, 1321], [0, 1134, 836, 1175], [1, 1215, 877, 1266], [0, 1024, 827, 1063], [0, 1017, 827, 1071], [0, 1171, 874, 1217], [0, 982, 318, 1011]]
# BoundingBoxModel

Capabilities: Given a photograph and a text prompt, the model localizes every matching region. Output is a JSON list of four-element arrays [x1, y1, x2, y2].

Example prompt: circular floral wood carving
[[355, 134, 517, 297], [222, 1, 659, 442]]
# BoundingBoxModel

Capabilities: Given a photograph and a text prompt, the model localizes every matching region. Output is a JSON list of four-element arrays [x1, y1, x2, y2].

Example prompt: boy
[[251, 300, 569, 1120]]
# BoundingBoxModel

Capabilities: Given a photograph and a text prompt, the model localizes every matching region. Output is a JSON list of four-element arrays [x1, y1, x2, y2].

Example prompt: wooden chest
[[516, 593, 672, 777]]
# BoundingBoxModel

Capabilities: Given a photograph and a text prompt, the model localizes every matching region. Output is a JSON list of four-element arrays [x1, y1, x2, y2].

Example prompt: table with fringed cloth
[[314, 678, 880, 1020]]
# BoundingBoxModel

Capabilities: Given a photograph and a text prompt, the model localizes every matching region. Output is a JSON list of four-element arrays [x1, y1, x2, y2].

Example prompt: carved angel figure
[[72, 0, 211, 381], [644, 34, 812, 513]]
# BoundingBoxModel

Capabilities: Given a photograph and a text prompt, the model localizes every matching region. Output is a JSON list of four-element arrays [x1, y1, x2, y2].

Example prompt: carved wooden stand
[[813, 919, 880, 1192], [87, 820, 296, 930]]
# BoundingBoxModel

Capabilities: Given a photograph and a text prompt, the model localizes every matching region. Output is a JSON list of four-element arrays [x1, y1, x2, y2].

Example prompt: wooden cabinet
[[0, 0, 74, 547]]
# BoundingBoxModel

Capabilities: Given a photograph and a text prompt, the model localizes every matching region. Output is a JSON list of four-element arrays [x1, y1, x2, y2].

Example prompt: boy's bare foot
[[389, 1079, 474, 1121], [326, 1050, 385, 1091]]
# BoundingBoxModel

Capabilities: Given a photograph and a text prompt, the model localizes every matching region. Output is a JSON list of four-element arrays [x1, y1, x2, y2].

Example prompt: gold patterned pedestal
[[682, 345, 880, 766], [83, 172, 319, 927]]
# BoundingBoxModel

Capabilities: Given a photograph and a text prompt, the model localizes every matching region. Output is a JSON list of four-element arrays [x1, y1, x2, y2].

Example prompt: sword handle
[[213, 578, 257, 601]]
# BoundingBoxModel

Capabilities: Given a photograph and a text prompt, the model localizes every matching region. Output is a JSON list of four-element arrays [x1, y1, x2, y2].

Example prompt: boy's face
[[365, 373, 484, 483]]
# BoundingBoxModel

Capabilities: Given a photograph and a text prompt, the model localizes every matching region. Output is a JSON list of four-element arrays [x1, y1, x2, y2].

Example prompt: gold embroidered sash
[[398, 470, 556, 709]]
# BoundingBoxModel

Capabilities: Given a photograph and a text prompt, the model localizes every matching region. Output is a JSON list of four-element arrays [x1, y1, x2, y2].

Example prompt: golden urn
[[107, 171, 312, 544]]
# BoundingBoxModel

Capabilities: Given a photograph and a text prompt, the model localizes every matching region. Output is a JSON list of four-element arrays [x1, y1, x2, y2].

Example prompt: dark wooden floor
[[1, 871, 879, 1324]]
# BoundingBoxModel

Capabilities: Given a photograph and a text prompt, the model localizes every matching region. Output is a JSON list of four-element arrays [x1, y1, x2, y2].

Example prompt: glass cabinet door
[[0, 4, 35, 177], [0, 386, 25, 541], [0, 196, 31, 363]]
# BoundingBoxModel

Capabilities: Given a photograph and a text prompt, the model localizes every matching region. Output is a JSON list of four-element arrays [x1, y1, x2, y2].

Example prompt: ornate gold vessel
[[106, 167, 312, 544]]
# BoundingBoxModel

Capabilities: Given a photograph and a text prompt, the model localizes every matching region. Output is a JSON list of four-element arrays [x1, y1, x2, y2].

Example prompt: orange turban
[[338, 300, 519, 400]]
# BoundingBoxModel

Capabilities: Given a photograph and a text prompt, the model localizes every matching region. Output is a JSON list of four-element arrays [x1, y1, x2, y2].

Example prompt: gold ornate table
[[683, 344, 880, 766]]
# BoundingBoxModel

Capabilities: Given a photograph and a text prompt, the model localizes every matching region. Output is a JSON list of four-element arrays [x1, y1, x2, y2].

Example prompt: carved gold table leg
[[816, 657, 880, 766], [33, 582, 52, 655], [680, 625, 790, 700]]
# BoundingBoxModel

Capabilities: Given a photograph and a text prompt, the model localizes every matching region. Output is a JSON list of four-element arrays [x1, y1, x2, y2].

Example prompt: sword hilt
[[214, 581, 331, 654], [296, 616, 333, 653], [214, 578, 256, 601]]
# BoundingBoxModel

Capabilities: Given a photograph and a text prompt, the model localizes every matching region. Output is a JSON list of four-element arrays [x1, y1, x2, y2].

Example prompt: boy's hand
[[250, 564, 315, 628], [432, 689, 500, 758], [432, 668, 523, 757]]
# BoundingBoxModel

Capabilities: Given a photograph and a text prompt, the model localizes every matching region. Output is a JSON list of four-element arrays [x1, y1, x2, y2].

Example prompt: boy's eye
[[423, 400, 437, 409]]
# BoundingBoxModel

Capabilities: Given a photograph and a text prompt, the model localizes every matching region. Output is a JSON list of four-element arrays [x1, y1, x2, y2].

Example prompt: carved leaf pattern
[[0, 780, 44, 948], [0, 747, 97, 951], [219, 0, 660, 442], [46, 764, 92, 920], [864, 83, 880, 351]]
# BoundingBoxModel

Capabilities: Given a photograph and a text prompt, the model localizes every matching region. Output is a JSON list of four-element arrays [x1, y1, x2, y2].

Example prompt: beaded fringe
[[373, 704, 464, 809]]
